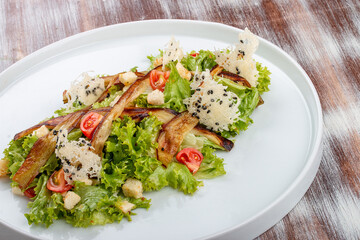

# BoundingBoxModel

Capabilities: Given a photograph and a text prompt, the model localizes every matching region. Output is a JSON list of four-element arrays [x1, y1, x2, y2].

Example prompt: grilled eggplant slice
[[91, 66, 162, 155], [157, 111, 199, 166], [13, 110, 86, 189]]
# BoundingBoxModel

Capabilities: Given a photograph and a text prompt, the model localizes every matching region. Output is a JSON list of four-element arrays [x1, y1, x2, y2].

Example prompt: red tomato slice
[[24, 187, 36, 198], [47, 169, 73, 193], [149, 70, 170, 92], [190, 53, 199, 57], [80, 112, 103, 139], [176, 148, 204, 174]]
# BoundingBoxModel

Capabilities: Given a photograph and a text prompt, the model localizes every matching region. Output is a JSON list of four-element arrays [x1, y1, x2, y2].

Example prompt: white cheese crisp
[[54, 129, 102, 183], [214, 28, 259, 87], [162, 37, 184, 70], [184, 70, 240, 131], [66, 72, 105, 108]]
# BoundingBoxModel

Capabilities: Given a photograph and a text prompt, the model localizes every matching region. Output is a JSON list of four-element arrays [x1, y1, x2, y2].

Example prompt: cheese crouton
[[0, 159, 9, 177], [122, 178, 143, 199], [34, 125, 50, 138], [176, 62, 191, 80], [147, 89, 164, 105], [154, 57, 163, 68], [64, 191, 81, 210], [119, 72, 138, 86], [12, 186, 24, 196], [116, 200, 135, 214]]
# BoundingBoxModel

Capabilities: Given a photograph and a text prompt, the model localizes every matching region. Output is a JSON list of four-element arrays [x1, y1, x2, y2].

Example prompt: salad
[[0, 28, 271, 228]]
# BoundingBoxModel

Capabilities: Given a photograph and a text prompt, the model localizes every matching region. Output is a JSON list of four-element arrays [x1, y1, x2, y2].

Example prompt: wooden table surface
[[0, 0, 359, 239]]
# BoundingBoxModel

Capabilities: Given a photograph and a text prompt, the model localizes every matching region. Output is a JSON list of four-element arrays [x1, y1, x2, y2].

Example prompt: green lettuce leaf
[[147, 49, 163, 70], [256, 62, 271, 94], [25, 175, 66, 227], [195, 146, 226, 179], [163, 62, 191, 112], [101, 116, 163, 192], [92, 85, 123, 109], [181, 50, 217, 72], [4, 134, 38, 178], [54, 99, 87, 116], [215, 76, 260, 138]]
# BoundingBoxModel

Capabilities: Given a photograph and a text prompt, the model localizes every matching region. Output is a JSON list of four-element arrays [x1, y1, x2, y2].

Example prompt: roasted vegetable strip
[[91, 67, 161, 155], [157, 111, 199, 166], [14, 107, 233, 151], [13, 111, 86, 189]]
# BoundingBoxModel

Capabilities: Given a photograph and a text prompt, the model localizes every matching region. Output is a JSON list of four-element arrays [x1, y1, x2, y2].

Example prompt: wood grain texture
[[0, 0, 359, 239]]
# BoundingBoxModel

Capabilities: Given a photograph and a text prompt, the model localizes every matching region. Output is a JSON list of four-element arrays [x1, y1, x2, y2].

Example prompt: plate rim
[[0, 19, 323, 240]]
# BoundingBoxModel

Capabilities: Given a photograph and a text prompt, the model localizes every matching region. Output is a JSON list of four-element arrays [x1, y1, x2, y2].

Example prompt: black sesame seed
[[223, 93, 228, 96], [196, 116, 200, 119], [87, 143, 92, 146], [53, 130, 58, 135], [62, 134, 65, 137], [196, 88, 201, 91], [192, 113, 197, 117], [195, 102, 198, 106], [207, 110, 211, 114], [211, 99, 215, 102], [202, 76, 205, 80], [55, 145, 58, 149], [233, 97, 237, 100], [161, 147, 165, 151], [219, 100, 223, 105], [64, 169, 69, 173], [240, 40, 244, 43], [202, 105, 207, 110], [168, 52, 171, 56], [106, 93, 110, 98], [197, 109, 201, 113], [69, 176, 72, 180], [197, 105, 201, 108], [215, 122, 219, 125], [77, 165, 81, 171], [229, 104, 233, 107]]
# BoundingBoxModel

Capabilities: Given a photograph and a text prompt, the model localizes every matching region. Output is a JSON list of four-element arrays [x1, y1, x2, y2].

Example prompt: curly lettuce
[[181, 50, 217, 72], [163, 62, 191, 112]]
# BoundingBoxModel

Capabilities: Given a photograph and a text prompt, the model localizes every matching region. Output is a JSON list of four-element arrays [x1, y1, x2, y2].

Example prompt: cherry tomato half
[[176, 148, 204, 174], [190, 53, 199, 57], [149, 70, 170, 92], [80, 112, 103, 139], [24, 187, 36, 198], [47, 168, 73, 193]]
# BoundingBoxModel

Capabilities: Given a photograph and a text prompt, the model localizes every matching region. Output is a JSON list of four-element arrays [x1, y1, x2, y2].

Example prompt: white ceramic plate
[[0, 20, 322, 240]]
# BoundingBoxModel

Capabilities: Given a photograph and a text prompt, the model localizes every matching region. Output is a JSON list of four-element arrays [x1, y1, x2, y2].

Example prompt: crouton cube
[[154, 57, 163, 68], [64, 191, 81, 210], [116, 200, 135, 214], [122, 178, 143, 199], [119, 72, 138, 86], [34, 125, 50, 138], [12, 186, 24, 196], [0, 159, 9, 177], [79, 178, 92, 186], [176, 62, 192, 80], [147, 89, 164, 105]]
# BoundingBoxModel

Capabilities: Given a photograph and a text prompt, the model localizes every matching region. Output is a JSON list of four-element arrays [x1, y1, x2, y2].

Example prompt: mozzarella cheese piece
[[64, 191, 81, 210], [55, 129, 102, 183], [184, 70, 240, 131], [122, 178, 143, 199], [214, 28, 259, 87], [163, 37, 184, 70], [119, 71, 138, 86], [147, 89, 165, 105], [66, 72, 105, 107]]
